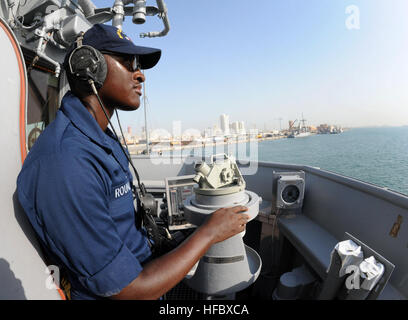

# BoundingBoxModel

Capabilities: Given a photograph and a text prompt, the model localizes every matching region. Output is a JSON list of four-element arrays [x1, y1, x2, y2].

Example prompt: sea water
[[255, 127, 408, 195], [184, 127, 408, 195]]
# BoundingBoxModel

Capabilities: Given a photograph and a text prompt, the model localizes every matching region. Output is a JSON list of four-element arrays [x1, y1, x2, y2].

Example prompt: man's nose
[[134, 70, 145, 83]]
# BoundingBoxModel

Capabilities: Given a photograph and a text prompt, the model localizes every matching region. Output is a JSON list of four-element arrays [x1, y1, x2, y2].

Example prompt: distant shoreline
[[127, 134, 315, 155]]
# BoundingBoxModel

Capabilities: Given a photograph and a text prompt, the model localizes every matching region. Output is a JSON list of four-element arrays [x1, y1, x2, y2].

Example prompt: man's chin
[[118, 104, 140, 111]]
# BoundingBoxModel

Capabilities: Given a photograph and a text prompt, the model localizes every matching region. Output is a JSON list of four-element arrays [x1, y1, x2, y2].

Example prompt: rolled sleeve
[[83, 243, 143, 297]]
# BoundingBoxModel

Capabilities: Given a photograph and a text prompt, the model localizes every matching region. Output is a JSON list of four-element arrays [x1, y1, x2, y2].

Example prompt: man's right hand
[[201, 206, 250, 244], [111, 205, 250, 300]]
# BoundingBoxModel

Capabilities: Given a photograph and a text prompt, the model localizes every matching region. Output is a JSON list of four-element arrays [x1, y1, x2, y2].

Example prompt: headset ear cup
[[93, 49, 107, 89], [68, 45, 107, 91]]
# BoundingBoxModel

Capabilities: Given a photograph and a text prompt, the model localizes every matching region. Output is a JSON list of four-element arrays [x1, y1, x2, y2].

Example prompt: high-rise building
[[212, 124, 222, 136], [231, 121, 240, 134], [220, 114, 230, 136], [239, 121, 246, 134], [204, 127, 212, 138]]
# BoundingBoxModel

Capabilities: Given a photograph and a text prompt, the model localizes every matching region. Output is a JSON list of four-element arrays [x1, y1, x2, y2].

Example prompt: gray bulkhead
[[131, 155, 408, 299]]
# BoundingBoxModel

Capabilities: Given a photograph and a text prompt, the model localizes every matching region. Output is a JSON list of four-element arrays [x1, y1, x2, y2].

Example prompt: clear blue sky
[[92, 0, 408, 134]]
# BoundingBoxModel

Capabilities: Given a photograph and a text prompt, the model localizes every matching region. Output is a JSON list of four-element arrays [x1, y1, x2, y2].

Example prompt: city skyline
[[93, 0, 408, 132], [122, 112, 347, 142]]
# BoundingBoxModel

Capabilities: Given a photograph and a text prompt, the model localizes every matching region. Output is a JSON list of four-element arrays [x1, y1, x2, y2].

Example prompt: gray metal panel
[[128, 157, 408, 298], [247, 161, 408, 298], [277, 215, 339, 279], [0, 19, 60, 300], [302, 168, 408, 298]]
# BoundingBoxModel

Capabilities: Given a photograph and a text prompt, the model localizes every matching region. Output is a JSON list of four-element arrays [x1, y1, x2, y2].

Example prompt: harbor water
[[183, 127, 408, 195], [256, 127, 408, 195]]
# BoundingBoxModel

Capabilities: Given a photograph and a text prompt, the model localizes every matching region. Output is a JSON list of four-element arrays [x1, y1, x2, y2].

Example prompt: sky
[[92, 0, 408, 134]]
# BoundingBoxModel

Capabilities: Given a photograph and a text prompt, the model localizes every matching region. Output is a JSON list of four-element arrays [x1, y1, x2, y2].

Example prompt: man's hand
[[202, 206, 250, 244], [111, 205, 250, 300]]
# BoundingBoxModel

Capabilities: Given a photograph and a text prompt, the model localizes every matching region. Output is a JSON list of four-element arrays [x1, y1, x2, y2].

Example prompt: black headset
[[67, 32, 108, 91]]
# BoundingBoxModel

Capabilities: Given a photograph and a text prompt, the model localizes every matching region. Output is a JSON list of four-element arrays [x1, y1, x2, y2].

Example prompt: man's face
[[98, 53, 145, 111]]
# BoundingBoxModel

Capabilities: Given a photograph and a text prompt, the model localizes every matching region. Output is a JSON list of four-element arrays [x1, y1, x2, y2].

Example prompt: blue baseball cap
[[65, 23, 161, 70]]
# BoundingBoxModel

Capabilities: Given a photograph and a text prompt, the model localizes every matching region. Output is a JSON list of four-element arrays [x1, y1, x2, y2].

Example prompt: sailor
[[16, 24, 249, 300]]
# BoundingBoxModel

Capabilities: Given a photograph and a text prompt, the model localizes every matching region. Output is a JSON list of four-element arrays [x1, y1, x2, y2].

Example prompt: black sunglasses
[[100, 51, 141, 72]]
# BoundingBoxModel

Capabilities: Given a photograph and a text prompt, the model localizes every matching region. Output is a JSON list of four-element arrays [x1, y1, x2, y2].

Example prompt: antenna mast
[[143, 74, 150, 155]]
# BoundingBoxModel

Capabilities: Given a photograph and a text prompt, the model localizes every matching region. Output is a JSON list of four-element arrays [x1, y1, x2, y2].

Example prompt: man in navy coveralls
[[17, 24, 249, 300]]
